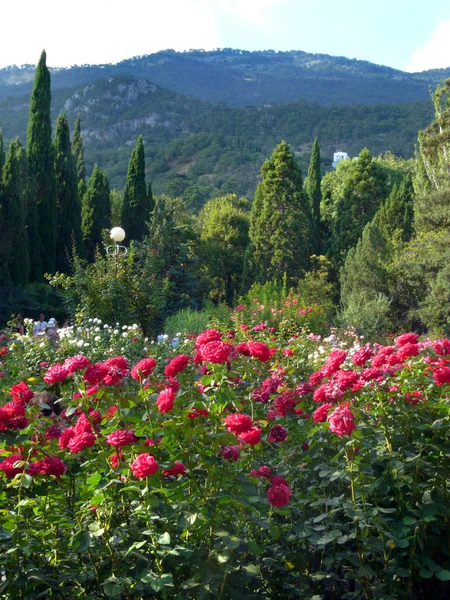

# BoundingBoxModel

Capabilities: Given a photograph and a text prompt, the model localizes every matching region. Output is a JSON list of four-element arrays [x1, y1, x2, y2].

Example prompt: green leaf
[[21, 474, 33, 489], [269, 525, 281, 540], [403, 516, 417, 525], [419, 568, 433, 579], [65, 405, 79, 417], [243, 564, 259, 576], [436, 570, 450, 581], [103, 582, 123, 597], [72, 531, 91, 553], [317, 530, 342, 545], [157, 532, 171, 545]]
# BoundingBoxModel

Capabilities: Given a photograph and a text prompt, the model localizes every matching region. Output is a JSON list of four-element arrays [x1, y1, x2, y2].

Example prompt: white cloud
[[406, 20, 450, 72]]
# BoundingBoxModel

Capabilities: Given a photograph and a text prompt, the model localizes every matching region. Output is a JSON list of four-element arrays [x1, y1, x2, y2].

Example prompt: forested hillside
[[0, 75, 433, 196], [1, 49, 450, 107]]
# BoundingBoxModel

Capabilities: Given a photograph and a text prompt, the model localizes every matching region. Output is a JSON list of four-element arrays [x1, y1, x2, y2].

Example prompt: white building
[[332, 151, 349, 169]]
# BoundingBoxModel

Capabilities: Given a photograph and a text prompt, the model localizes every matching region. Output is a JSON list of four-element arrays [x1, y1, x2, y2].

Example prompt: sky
[[1, 0, 450, 72]]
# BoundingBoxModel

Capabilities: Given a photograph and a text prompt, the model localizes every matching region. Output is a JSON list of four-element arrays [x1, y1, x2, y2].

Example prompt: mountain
[[0, 74, 433, 201], [1, 49, 449, 108]]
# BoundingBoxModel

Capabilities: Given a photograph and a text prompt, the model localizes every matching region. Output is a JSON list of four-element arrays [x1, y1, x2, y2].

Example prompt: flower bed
[[1, 322, 450, 599]]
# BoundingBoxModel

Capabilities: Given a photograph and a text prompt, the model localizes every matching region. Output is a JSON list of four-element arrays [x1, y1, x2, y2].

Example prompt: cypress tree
[[0, 128, 5, 174], [122, 136, 150, 241], [72, 114, 86, 200], [2, 139, 30, 285], [54, 113, 82, 272], [246, 140, 312, 286], [81, 165, 111, 261], [374, 175, 414, 243], [305, 138, 322, 253], [148, 181, 155, 215], [26, 50, 57, 278]]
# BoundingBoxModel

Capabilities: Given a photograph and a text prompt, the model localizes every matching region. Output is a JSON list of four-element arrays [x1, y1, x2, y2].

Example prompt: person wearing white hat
[[46, 318, 58, 341]]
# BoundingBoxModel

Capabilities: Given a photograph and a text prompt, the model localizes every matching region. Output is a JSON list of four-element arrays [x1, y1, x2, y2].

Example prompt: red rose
[[67, 432, 96, 454], [224, 413, 253, 435], [43, 363, 69, 385], [84, 363, 108, 385], [268, 425, 288, 443], [433, 339, 450, 356], [247, 341, 271, 362], [10, 382, 34, 404], [219, 445, 240, 461], [63, 355, 91, 375], [236, 342, 251, 356], [267, 483, 292, 507], [40, 456, 67, 477], [433, 367, 450, 386], [58, 427, 75, 449], [187, 408, 208, 418], [103, 356, 129, 386], [131, 357, 157, 381], [372, 346, 395, 367], [0, 402, 28, 431], [328, 403, 356, 438], [196, 329, 222, 347], [106, 429, 138, 447], [75, 413, 94, 435], [395, 332, 418, 347], [164, 354, 190, 377], [313, 403, 333, 423], [201, 341, 233, 364], [45, 424, 62, 440], [239, 426, 262, 445], [250, 465, 272, 479], [130, 453, 158, 478], [352, 346, 373, 367], [0, 454, 24, 478], [156, 387, 175, 413], [163, 462, 187, 477]]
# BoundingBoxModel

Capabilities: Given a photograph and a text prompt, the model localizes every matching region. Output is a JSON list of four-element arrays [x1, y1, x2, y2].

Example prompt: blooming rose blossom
[[433, 339, 450, 356], [156, 387, 176, 413], [164, 354, 190, 377], [267, 483, 292, 507], [63, 355, 91, 375], [40, 456, 67, 477], [352, 346, 373, 367], [103, 356, 129, 386], [247, 341, 271, 362], [10, 382, 34, 404], [200, 341, 233, 364], [106, 429, 138, 447], [58, 427, 76, 449], [0, 401, 28, 431], [321, 350, 348, 377], [43, 363, 69, 385], [239, 426, 262, 445], [328, 403, 356, 438], [395, 333, 419, 347], [45, 424, 62, 440], [433, 367, 450, 386], [225, 413, 253, 435], [396, 343, 419, 361], [236, 342, 251, 356], [313, 403, 333, 423], [195, 329, 222, 347], [67, 432, 96, 454], [187, 408, 209, 419], [0, 454, 24, 478], [271, 475, 289, 487], [130, 357, 156, 381], [250, 465, 272, 479], [75, 413, 94, 435], [372, 346, 395, 367], [268, 425, 288, 443], [219, 445, 240, 461], [163, 462, 187, 477], [130, 453, 158, 478], [84, 363, 109, 385]]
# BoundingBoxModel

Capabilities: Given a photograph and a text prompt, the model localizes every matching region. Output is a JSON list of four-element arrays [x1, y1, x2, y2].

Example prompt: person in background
[[11, 314, 25, 335], [46, 318, 58, 341], [32, 314, 47, 336]]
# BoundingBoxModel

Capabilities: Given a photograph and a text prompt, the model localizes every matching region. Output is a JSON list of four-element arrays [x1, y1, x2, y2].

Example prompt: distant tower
[[332, 151, 349, 169]]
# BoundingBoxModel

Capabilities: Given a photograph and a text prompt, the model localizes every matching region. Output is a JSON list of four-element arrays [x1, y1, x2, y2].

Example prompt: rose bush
[[1, 316, 450, 599]]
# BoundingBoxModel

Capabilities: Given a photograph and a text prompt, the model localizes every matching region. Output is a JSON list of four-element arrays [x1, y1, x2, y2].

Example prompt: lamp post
[[107, 227, 128, 263]]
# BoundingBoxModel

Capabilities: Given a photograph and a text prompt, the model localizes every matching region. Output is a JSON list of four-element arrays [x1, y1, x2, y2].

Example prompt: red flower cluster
[[156, 387, 176, 413], [163, 462, 187, 477], [63, 355, 91, 375], [200, 341, 233, 364], [10, 382, 34, 404], [106, 429, 138, 447], [131, 357, 156, 381], [268, 424, 288, 443], [43, 363, 69, 385], [0, 401, 28, 431], [247, 341, 271, 362], [225, 413, 253, 435], [196, 329, 222, 347], [328, 403, 356, 437], [267, 483, 292, 507]]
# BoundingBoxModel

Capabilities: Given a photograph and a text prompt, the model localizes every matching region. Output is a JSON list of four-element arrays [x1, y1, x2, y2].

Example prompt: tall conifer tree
[[55, 113, 81, 272], [72, 114, 86, 200], [81, 165, 111, 261], [122, 136, 150, 241], [305, 138, 322, 253], [245, 140, 311, 286], [2, 139, 30, 285], [26, 50, 56, 278], [0, 128, 5, 174]]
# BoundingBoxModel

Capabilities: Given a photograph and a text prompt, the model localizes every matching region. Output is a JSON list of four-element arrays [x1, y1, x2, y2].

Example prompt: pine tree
[[72, 114, 86, 200], [54, 113, 82, 272], [2, 139, 30, 285], [147, 181, 155, 215], [81, 165, 111, 261], [245, 140, 312, 286], [26, 50, 57, 278], [305, 138, 322, 253], [122, 136, 150, 241]]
